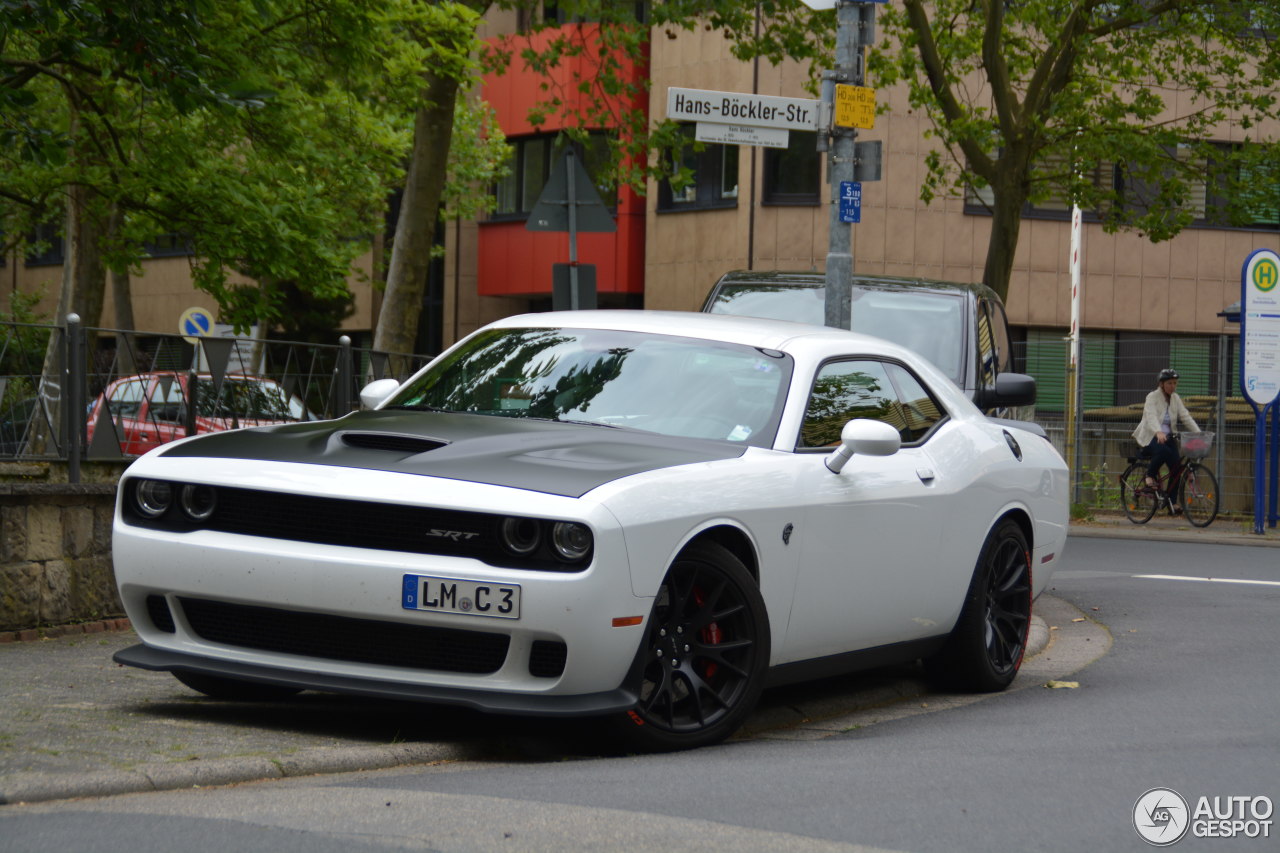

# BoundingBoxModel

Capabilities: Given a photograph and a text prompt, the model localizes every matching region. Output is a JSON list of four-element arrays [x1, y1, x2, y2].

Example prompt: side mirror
[[359, 378, 401, 410], [825, 419, 901, 474], [976, 372, 1037, 410]]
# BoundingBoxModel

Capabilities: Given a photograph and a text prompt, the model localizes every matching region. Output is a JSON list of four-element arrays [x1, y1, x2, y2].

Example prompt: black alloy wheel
[[927, 519, 1032, 693], [613, 540, 769, 752], [1120, 462, 1158, 524]]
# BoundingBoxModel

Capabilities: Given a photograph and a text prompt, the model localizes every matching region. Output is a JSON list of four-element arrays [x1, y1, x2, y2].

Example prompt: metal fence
[[1, 318, 433, 479], [1014, 332, 1266, 517], [3, 318, 1271, 518]]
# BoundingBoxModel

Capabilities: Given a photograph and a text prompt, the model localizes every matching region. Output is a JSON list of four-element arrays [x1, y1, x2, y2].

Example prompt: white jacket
[[1133, 389, 1198, 447]]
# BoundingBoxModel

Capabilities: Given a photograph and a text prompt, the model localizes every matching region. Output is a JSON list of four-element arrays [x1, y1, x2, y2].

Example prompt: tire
[[1120, 462, 1158, 524], [1181, 463, 1219, 528], [173, 670, 303, 702], [926, 520, 1031, 693], [609, 541, 769, 752]]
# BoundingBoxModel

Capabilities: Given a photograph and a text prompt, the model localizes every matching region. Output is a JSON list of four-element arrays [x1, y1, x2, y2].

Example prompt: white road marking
[[1134, 574, 1280, 588]]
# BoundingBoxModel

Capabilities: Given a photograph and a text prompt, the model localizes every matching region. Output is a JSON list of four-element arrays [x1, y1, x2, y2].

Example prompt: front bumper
[[113, 644, 638, 717]]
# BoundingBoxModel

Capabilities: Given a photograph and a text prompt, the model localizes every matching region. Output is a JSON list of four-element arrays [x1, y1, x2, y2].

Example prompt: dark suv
[[701, 270, 1035, 413]]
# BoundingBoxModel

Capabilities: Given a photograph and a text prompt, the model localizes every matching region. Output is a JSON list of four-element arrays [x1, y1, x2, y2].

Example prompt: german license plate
[[401, 575, 520, 619]]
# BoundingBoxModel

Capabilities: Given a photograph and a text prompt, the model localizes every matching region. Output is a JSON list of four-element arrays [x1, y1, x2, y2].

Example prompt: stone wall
[[0, 483, 121, 631]]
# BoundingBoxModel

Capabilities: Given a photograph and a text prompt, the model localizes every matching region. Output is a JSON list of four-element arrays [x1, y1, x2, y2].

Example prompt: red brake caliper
[[693, 587, 722, 679]]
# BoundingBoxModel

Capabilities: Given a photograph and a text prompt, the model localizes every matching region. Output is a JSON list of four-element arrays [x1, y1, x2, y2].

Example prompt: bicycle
[[1118, 431, 1219, 528]]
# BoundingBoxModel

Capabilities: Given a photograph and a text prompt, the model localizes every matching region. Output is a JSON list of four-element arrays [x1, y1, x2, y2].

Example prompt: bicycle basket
[[1182, 431, 1214, 459]]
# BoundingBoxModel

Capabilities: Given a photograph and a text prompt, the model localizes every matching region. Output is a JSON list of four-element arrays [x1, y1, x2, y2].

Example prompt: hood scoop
[[338, 431, 449, 455]]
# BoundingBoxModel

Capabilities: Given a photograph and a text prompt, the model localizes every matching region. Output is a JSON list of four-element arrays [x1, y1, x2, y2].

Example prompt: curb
[[0, 742, 461, 807], [1069, 523, 1280, 548]]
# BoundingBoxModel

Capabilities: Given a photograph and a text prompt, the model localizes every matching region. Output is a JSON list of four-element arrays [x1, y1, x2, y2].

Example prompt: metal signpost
[[526, 147, 616, 310], [1241, 248, 1280, 533], [803, 0, 882, 329], [666, 1, 883, 329]]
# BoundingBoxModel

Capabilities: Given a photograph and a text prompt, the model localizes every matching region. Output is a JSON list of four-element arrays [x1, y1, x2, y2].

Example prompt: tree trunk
[[980, 164, 1031, 305], [373, 70, 461, 373], [109, 204, 138, 375], [26, 183, 109, 455]]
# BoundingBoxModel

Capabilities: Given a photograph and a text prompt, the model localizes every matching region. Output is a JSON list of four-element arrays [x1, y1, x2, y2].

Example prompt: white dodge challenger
[[112, 310, 1068, 751]]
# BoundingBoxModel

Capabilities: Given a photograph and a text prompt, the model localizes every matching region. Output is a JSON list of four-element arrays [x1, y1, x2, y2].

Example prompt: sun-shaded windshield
[[387, 327, 792, 446], [707, 283, 965, 384]]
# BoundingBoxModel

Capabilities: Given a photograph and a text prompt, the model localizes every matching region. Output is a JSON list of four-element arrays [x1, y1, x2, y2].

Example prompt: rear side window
[[107, 380, 146, 418], [798, 359, 945, 448]]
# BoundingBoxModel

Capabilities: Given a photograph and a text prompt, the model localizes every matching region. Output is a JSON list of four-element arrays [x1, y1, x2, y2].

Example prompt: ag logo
[[1134, 788, 1190, 846]]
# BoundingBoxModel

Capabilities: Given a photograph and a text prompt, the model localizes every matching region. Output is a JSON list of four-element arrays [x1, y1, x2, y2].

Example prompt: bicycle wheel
[[1120, 462, 1158, 524], [1181, 463, 1219, 528]]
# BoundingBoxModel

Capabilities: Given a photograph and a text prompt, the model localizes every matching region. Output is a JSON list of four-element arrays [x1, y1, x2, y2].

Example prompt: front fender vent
[[339, 432, 448, 454]]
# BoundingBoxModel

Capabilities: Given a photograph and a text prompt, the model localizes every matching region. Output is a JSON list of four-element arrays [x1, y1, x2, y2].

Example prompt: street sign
[[526, 148, 616, 233], [834, 84, 876, 129], [1242, 248, 1280, 407], [667, 87, 819, 132], [178, 306, 214, 344], [696, 122, 789, 148], [553, 264, 597, 311], [853, 140, 882, 181], [839, 181, 862, 223]]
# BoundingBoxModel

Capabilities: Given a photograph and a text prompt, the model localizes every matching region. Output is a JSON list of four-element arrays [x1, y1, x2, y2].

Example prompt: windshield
[[387, 327, 792, 446], [707, 283, 965, 384]]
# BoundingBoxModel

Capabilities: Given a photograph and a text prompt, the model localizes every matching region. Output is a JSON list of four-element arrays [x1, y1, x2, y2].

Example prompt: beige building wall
[[645, 28, 1280, 337]]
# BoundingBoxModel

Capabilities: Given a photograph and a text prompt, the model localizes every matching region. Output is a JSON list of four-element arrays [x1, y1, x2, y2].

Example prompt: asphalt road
[[1, 532, 1277, 852]]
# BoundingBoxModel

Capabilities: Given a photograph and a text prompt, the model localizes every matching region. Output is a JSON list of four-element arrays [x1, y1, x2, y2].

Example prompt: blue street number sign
[[839, 181, 862, 224]]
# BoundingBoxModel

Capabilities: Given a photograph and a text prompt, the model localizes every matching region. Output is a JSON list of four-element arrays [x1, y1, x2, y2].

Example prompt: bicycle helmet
[[1157, 368, 1179, 382]]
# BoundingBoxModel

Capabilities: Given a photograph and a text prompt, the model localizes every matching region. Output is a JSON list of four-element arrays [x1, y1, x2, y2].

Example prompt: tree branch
[[980, 0, 1019, 137], [902, 0, 994, 177]]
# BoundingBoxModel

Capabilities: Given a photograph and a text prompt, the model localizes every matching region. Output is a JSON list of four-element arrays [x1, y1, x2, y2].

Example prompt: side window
[[107, 380, 145, 418], [989, 298, 1012, 374], [976, 299, 995, 390], [886, 363, 944, 443], [799, 359, 944, 448], [800, 360, 899, 448], [145, 377, 186, 423]]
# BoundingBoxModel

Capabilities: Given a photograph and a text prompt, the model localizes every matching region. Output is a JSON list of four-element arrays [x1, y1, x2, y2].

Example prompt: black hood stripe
[[158, 410, 749, 498]]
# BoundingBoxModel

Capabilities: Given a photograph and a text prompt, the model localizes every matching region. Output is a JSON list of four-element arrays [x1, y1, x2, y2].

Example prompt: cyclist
[[1132, 368, 1201, 506]]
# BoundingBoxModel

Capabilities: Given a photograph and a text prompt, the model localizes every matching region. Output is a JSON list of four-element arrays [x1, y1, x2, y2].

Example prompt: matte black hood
[[158, 410, 749, 498]]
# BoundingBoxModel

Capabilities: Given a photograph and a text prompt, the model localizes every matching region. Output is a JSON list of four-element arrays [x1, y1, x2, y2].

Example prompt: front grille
[[177, 597, 510, 675], [146, 594, 176, 633], [529, 640, 567, 678], [124, 484, 589, 573]]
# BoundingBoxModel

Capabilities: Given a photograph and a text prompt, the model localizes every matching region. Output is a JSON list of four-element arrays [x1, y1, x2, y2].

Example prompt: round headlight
[[500, 517, 541, 555], [550, 522, 593, 562], [179, 484, 217, 522], [134, 480, 173, 518]]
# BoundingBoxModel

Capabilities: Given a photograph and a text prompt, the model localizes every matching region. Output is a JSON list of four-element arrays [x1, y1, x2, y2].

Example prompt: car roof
[[487, 309, 907, 356], [708, 269, 998, 301]]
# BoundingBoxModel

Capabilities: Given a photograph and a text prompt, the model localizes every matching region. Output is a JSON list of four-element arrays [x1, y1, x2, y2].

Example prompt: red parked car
[[87, 372, 317, 456]]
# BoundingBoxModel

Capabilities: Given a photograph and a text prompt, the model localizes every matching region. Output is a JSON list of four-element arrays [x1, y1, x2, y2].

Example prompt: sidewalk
[[1069, 510, 1280, 548]]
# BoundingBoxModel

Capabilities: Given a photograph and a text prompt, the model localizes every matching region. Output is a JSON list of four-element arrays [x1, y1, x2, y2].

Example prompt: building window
[[1120, 142, 1279, 231], [964, 152, 1116, 221], [540, 2, 647, 25], [491, 133, 615, 221], [657, 125, 739, 213], [24, 222, 64, 267], [145, 234, 194, 258], [763, 131, 821, 206]]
